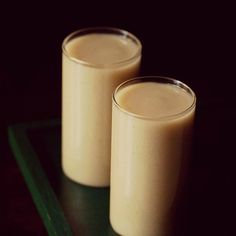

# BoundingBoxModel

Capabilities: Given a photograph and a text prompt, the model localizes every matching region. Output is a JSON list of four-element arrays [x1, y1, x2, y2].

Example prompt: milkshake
[[62, 28, 141, 187], [110, 76, 196, 235]]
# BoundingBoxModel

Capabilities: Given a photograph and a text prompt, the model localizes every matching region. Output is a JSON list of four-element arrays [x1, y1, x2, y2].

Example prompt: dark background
[[0, 1, 235, 235]]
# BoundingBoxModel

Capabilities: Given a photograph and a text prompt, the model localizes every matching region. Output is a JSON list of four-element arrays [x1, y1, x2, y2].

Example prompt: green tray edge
[[8, 120, 73, 236]]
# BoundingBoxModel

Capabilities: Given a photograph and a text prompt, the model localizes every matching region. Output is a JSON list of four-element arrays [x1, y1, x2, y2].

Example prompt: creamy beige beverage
[[110, 77, 196, 236], [62, 28, 141, 187]]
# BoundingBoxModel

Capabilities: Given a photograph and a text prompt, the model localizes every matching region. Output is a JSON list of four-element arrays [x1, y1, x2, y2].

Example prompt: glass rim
[[113, 76, 196, 121], [62, 27, 142, 68]]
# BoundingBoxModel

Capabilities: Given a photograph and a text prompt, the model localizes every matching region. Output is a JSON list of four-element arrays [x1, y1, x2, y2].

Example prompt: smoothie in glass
[[62, 28, 141, 187]]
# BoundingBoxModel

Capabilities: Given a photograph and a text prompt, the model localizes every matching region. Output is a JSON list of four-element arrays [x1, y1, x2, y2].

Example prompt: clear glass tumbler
[[62, 27, 142, 187], [110, 76, 196, 235]]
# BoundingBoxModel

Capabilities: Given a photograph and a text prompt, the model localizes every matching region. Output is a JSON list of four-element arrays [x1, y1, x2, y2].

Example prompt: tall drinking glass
[[62, 27, 141, 187], [110, 76, 196, 235]]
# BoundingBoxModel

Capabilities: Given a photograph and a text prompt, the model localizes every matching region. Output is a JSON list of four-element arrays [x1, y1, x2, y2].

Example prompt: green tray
[[8, 120, 117, 236]]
